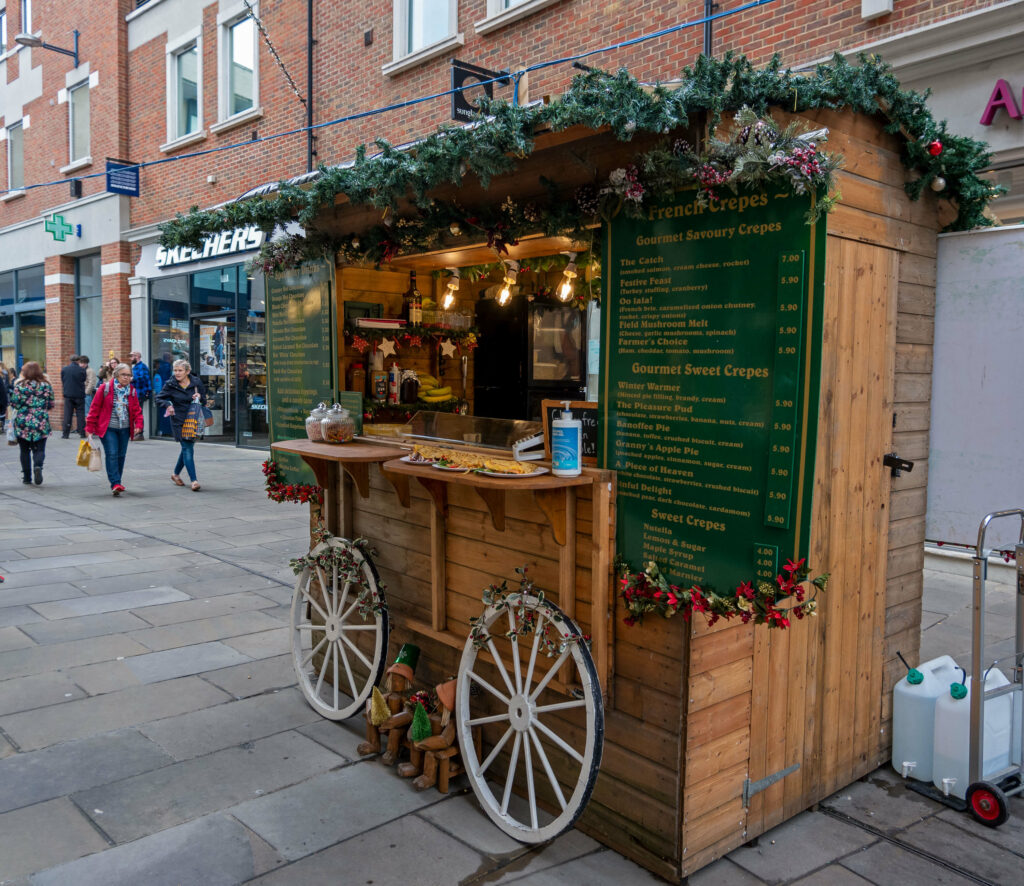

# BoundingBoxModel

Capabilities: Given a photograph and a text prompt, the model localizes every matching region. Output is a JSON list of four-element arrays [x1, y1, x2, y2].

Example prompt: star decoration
[[440, 338, 457, 358], [379, 338, 397, 358]]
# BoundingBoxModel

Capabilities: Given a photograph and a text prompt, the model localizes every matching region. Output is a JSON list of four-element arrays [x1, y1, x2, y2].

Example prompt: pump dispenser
[[551, 401, 582, 477]]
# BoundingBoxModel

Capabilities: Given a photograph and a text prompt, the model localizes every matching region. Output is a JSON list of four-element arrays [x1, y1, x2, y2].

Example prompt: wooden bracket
[[300, 454, 329, 489], [382, 468, 411, 508], [417, 477, 448, 518], [533, 487, 568, 546], [345, 462, 371, 499], [474, 487, 506, 532]]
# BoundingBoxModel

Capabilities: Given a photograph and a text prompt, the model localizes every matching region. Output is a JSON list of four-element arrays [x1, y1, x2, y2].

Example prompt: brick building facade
[[3, 0, 1020, 427]]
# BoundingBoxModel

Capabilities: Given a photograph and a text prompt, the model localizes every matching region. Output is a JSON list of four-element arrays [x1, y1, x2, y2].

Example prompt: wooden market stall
[[160, 58, 995, 882]]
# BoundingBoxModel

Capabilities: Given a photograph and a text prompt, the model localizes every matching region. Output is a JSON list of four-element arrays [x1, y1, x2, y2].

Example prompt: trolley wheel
[[456, 593, 604, 843], [966, 782, 1009, 827], [290, 538, 389, 720]]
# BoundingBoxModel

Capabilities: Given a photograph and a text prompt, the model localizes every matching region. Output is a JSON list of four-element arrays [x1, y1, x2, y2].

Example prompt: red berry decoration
[[927, 140, 943, 157]]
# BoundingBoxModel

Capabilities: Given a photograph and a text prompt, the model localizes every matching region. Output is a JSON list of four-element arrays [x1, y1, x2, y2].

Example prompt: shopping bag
[[87, 444, 102, 472], [5, 423, 15, 446], [201, 405, 214, 428], [181, 402, 202, 440], [76, 439, 92, 468]]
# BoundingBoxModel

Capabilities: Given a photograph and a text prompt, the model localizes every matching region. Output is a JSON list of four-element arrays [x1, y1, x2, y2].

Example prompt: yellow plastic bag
[[76, 438, 92, 468]]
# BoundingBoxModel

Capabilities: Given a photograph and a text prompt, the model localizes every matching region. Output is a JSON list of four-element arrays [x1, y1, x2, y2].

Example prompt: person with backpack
[[129, 351, 152, 441], [85, 363, 144, 496], [155, 358, 207, 492]]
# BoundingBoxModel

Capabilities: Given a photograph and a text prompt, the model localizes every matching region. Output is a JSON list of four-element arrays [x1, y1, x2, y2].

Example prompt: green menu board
[[600, 189, 825, 592], [266, 261, 337, 484]]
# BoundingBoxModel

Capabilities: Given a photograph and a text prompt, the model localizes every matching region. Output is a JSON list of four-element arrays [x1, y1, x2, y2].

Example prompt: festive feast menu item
[[600, 188, 826, 592], [266, 262, 336, 484]]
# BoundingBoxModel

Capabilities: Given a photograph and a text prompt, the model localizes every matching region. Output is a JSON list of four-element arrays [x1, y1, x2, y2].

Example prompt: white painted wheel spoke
[[501, 733, 522, 815], [335, 578, 352, 623], [533, 718, 585, 764], [530, 727, 568, 811], [340, 624, 377, 631], [523, 733, 538, 829], [523, 611, 544, 695], [466, 711, 511, 727], [338, 635, 358, 701], [338, 595, 361, 624], [315, 567, 333, 617], [486, 638, 517, 699], [340, 632, 373, 670], [297, 623, 326, 632], [508, 609, 523, 693], [314, 642, 331, 698], [300, 636, 327, 670], [480, 726, 514, 775], [301, 583, 329, 623], [467, 669, 510, 705], [534, 699, 587, 715], [332, 642, 339, 711], [529, 650, 570, 701]]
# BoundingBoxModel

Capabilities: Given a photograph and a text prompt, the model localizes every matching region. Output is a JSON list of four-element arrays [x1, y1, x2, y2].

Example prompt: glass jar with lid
[[305, 402, 328, 442], [320, 402, 356, 444]]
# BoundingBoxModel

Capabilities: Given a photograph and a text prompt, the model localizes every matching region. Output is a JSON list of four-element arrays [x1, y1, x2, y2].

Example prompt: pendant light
[[442, 268, 460, 310], [558, 253, 578, 301]]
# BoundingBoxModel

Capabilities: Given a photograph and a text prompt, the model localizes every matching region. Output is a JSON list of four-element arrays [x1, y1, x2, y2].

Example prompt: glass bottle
[[305, 402, 328, 442], [403, 271, 421, 325], [320, 403, 355, 444]]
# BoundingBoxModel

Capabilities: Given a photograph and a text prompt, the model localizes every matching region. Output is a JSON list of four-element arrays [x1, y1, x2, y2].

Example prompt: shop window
[[6, 121, 24, 191], [76, 254, 102, 362], [18, 310, 45, 369], [385, 0, 462, 76], [191, 266, 238, 313], [68, 81, 90, 163], [0, 271, 12, 306], [15, 264, 42, 303], [237, 272, 268, 448], [220, 13, 257, 121], [150, 290, 190, 437], [165, 32, 202, 145], [0, 314, 13, 369]]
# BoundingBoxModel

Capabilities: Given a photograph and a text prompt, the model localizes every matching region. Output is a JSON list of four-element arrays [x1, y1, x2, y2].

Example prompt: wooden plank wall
[[678, 108, 940, 877]]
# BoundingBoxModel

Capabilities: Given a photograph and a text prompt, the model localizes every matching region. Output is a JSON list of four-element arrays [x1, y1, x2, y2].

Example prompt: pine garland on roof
[[160, 52, 1000, 268]]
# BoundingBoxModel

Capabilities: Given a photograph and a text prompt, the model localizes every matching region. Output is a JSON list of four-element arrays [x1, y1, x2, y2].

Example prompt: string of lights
[[0, 0, 776, 200]]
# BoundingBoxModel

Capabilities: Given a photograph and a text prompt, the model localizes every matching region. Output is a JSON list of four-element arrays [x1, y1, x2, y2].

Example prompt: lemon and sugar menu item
[[600, 190, 825, 591], [266, 262, 337, 483]]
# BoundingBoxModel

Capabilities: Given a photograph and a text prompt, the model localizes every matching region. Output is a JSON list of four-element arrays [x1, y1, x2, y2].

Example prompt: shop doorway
[[193, 315, 235, 441]]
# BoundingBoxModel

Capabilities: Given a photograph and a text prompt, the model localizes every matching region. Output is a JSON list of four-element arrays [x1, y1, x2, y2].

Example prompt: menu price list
[[266, 263, 336, 484], [601, 190, 823, 592]]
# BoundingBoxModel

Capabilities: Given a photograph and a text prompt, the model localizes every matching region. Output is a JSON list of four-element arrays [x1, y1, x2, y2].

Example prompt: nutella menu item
[[600, 190, 826, 591]]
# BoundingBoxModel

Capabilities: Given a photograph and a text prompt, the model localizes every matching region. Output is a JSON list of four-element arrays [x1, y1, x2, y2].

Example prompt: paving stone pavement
[[1, 437, 1021, 885]]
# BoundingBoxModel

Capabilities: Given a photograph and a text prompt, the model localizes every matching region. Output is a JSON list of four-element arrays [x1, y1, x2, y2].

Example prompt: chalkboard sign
[[600, 187, 825, 592], [542, 400, 598, 467], [266, 262, 337, 485]]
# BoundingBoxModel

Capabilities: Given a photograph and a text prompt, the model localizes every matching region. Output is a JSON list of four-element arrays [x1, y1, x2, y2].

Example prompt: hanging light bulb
[[498, 283, 512, 306], [497, 260, 518, 306], [558, 253, 578, 301], [442, 268, 460, 310]]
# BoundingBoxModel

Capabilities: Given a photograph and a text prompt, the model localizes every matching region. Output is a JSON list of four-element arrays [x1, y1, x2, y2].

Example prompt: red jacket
[[85, 380, 144, 437]]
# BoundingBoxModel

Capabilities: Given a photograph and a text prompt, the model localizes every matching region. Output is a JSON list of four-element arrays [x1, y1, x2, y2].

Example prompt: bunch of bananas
[[417, 374, 454, 404]]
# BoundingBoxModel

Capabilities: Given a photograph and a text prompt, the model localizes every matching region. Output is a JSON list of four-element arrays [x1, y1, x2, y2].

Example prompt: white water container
[[932, 668, 1015, 800], [891, 655, 959, 782]]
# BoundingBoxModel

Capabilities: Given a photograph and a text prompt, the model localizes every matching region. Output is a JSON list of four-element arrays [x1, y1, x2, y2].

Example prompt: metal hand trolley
[[289, 532, 604, 842], [908, 509, 1024, 826]]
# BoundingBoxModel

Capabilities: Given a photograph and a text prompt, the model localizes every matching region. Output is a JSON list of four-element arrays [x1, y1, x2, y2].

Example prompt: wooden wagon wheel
[[456, 593, 604, 843], [290, 538, 389, 720]]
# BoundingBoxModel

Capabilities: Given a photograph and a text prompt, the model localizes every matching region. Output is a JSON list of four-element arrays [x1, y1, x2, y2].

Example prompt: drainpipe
[[307, 0, 316, 171], [703, 0, 715, 57]]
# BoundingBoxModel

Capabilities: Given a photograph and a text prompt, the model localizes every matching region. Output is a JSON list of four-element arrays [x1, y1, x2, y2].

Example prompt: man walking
[[60, 354, 87, 438], [80, 355, 97, 415], [129, 351, 152, 441]]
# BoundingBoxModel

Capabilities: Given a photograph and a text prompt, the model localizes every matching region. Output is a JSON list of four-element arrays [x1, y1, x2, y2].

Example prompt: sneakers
[[112, 484, 125, 496], [133, 433, 145, 441], [33, 467, 42, 485], [22, 477, 31, 485]]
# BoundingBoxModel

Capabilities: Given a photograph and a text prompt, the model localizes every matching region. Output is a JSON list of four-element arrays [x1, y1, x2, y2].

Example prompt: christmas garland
[[619, 557, 828, 629], [345, 325, 479, 354], [160, 53, 999, 278], [288, 529, 384, 620], [469, 567, 591, 658], [262, 459, 323, 505]]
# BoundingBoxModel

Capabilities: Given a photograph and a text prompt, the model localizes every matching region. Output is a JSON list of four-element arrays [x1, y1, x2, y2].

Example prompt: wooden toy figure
[[356, 643, 419, 763], [412, 679, 470, 794]]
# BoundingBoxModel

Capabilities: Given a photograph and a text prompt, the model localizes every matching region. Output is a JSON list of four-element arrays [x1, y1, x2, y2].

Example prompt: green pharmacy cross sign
[[45, 214, 78, 242]]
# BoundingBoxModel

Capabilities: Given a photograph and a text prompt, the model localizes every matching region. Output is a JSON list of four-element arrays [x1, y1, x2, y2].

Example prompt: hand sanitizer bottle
[[552, 401, 582, 477]]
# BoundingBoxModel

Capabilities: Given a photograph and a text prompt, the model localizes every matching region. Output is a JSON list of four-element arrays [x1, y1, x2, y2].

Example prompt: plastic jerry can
[[891, 654, 959, 782], [932, 668, 1016, 800]]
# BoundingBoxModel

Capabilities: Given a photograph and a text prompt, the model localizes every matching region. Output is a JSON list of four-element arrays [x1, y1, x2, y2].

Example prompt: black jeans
[[18, 437, 46, 480], [63, 397, 85, 436]]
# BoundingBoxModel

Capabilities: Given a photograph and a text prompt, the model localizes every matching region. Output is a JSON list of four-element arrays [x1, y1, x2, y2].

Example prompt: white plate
[[476, 467, 550, 479], [399, 454, 430, 464], [432, 462, 470, 472]]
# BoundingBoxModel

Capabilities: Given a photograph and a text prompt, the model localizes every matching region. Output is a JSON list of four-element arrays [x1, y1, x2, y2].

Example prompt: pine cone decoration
[[576, 184, 600, 216]]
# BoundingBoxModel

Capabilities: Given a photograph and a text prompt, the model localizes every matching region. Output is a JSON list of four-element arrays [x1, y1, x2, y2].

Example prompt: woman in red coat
[[85, 363, 144, 496]]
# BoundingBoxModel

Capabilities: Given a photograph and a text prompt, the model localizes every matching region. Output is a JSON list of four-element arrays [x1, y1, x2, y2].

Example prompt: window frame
[[163, 28, 204, 150], [68, 79, 90, 164], [216, 6, 261, 128], [6, 120, 24, 193], [475, 0, 561, 35], [1, 9, 7, 52], [19, 0, 29, 34], [384, 0, 463, 77]]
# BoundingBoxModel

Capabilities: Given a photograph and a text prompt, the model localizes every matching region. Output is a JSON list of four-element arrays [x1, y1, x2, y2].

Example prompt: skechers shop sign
[[155, 226, 265, 268]]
